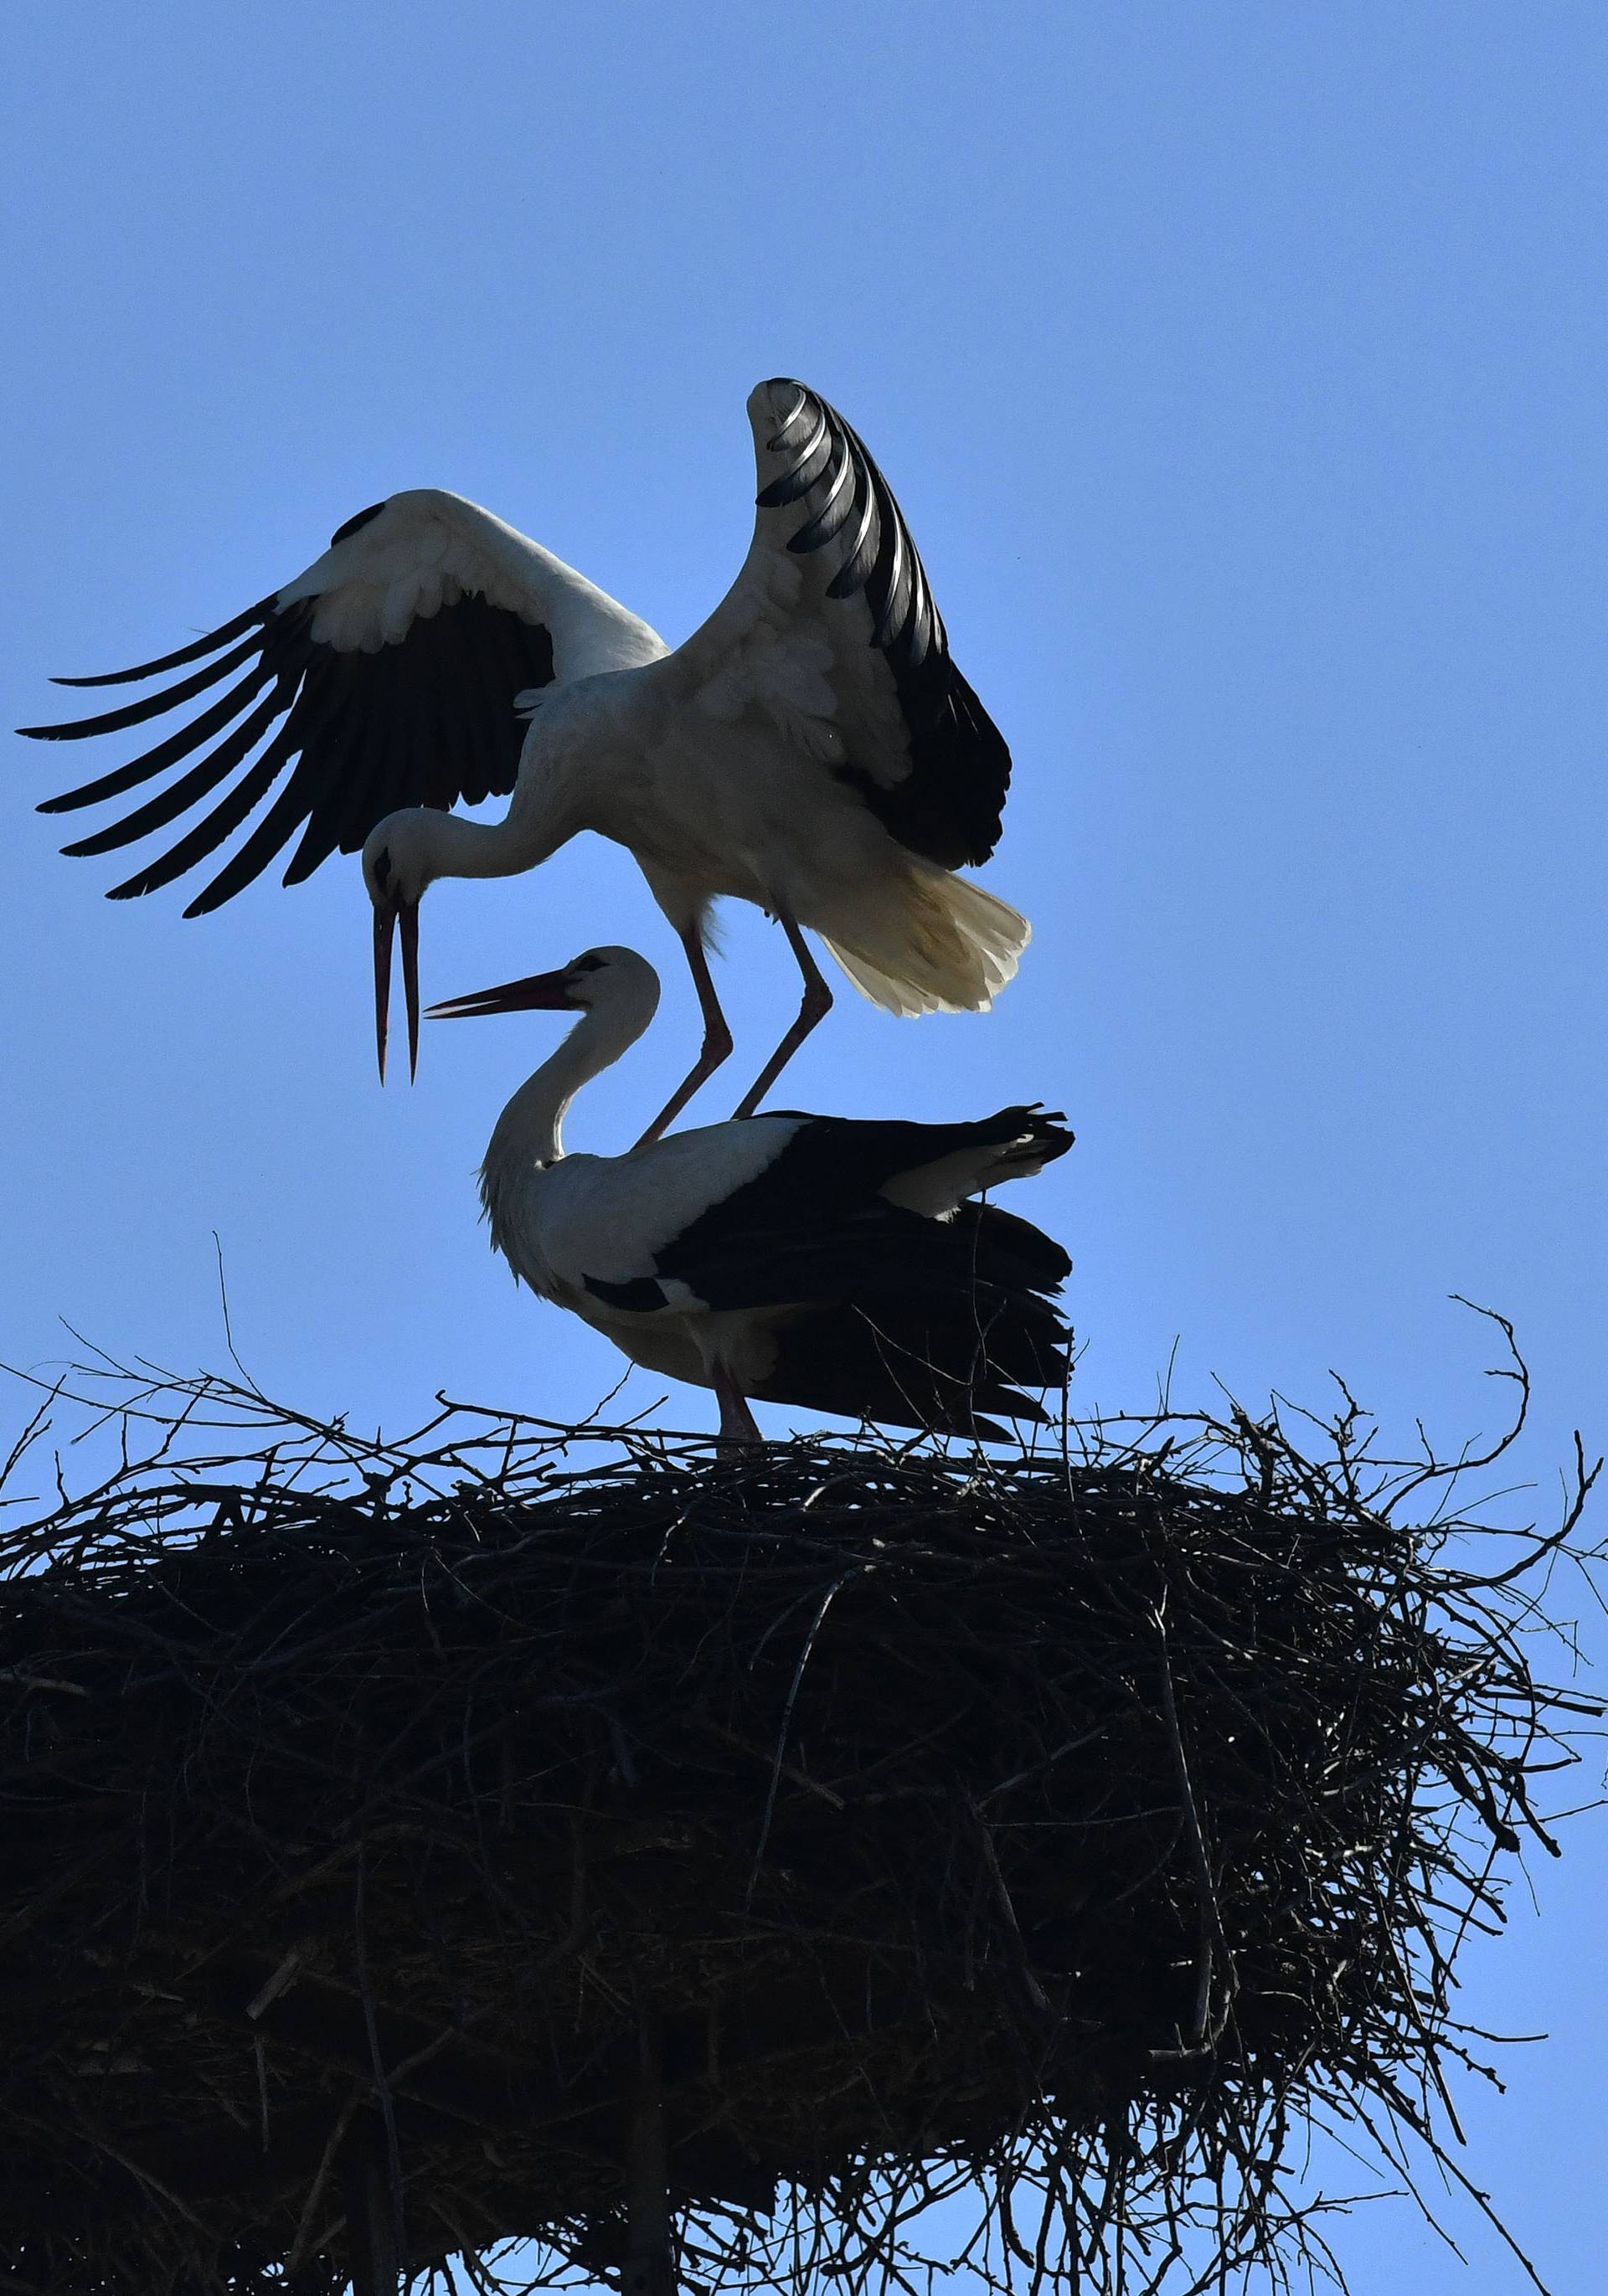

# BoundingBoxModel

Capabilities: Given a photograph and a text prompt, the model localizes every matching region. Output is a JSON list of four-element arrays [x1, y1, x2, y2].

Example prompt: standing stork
[[429, 945, 1072, 1443], [22, 380, 1028, 1140]]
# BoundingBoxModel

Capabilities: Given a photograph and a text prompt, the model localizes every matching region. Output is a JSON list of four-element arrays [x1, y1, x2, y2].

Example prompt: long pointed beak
[[373, 898, 422, 1084], [402, 902, 420, 1081], [426, 966, 578, 1021]]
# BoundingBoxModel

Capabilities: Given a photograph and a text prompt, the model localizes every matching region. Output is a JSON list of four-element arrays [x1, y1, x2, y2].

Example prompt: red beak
[[425, 966, 579, 1022], [373, 897, 421, 1084]]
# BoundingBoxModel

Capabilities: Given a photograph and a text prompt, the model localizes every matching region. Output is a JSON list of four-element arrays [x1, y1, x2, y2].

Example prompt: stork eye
[[571, 955, 605, 973]]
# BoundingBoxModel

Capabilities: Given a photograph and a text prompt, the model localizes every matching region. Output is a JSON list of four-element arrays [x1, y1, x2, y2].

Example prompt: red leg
[[731, 914, 833, 1119], [633, 924, 734, 1149]]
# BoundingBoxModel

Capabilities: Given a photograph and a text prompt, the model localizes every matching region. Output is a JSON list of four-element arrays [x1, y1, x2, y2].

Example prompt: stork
[[426, 944, 1071, 1444], [22, 380, 1028, 1141]]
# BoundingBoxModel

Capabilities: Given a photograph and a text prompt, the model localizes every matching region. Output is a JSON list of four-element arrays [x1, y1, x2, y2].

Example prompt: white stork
[[427, 944, 1072, 1444], [23, 379, 1028, 1140]]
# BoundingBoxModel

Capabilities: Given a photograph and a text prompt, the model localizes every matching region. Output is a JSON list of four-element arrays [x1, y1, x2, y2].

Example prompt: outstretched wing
[[20, 491, 665, 914], [662, 378, 1013, 872]]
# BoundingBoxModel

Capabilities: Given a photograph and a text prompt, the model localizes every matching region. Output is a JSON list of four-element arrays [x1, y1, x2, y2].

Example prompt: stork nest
[[0, 1320, 1597, 2296]]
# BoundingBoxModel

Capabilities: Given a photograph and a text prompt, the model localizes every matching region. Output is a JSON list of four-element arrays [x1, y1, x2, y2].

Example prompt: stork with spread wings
[[23, 380, 1028, 1140]]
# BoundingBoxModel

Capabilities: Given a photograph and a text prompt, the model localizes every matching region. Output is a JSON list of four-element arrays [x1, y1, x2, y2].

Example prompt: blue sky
[[3, 4, 1605, 2286]]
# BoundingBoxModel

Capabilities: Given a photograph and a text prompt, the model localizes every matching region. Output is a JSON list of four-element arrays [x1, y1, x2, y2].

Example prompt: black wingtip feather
[[30, 586, 546, 909], [106, 732, 294, 903], [40, 600, 273, 691], [34, 662, 278, 816], [756, 384, 1013, 871], [56, 692, 284, 859], [19, 632, 264, 742]]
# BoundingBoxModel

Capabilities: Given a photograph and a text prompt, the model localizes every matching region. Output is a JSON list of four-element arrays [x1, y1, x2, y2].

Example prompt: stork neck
[[482, 993, 653, 1188], [419, 802, 572, 881]]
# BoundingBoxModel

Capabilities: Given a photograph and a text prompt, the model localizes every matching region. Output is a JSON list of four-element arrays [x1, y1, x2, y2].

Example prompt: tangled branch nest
[[0, 1317, 1598, 2296]]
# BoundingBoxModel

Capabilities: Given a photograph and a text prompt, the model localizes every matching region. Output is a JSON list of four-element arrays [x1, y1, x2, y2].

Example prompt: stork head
[[363, 811, 441, 1084], [427, 945, 662, 1029]]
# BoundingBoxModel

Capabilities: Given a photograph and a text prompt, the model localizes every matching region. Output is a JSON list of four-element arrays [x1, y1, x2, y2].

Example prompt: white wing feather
[[655, 395, 910, 780], [276, 489, 667, 682]]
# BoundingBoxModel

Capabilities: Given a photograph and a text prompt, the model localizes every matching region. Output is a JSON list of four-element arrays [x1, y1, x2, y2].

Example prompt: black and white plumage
[[23, 380, 1027, 1131], [430, 945, 1072, 1444]]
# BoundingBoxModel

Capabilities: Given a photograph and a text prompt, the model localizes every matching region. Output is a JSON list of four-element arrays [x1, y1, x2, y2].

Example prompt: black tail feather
[[755, 1282, 1070, 1440]]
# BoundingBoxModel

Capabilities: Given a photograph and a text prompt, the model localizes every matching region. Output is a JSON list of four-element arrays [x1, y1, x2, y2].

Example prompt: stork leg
[[713, 1362, 763, 1450], [731, 914, 833, 1119], [633, 924, 734, 1150]]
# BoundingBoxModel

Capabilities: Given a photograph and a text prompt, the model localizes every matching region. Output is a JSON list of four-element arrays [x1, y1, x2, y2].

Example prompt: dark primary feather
[[43, 601, 269, 690], [28, 630, 271, 740], [34, 664, 281, 816], [58, 692, 283, 858], [756, 381, 1013, 872], [20, 556, 555, 914], [754, 1281, 1069, 1438]]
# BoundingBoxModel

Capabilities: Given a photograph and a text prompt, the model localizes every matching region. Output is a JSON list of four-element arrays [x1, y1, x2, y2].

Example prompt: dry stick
[[354, 1839, 408, 2280], [284, 2092, 360, 2276], [968, 1794, 1050, 2012], [745, 1568, 858, 1902], [1152, 1600, 1235, 2055], [624, 2010, 673, 2296], [254, 2033, 270, 2154], [92, 2135, 211, 2233], [344, 2112, 408, 2296]]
